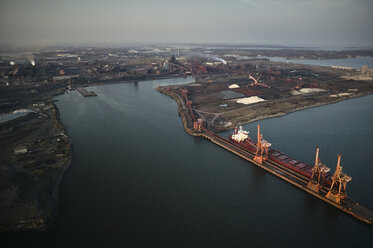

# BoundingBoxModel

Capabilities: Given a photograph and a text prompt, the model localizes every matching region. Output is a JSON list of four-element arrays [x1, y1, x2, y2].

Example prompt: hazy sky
[[0, 0, 372, 48]]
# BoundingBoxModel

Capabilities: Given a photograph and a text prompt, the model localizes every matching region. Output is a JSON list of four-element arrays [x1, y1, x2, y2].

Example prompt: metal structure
[[307, 147, 330, 192], [159, 86, 373, 223], [193, 118, 203, 131], [254, 124, 271, 164], [231, 126, 249, 143], [326, 154, 352, 204], [182, 89, 197, 125], [248, 74, 271, 88]]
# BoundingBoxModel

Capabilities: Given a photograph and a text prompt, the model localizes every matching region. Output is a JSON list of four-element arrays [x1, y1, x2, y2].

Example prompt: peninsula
[[1, 45, 373, 232]]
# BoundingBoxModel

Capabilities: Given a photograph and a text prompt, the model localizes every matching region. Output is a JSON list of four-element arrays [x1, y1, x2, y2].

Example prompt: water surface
[[268, 56, 373, 69], [2, 78, 372, 247]]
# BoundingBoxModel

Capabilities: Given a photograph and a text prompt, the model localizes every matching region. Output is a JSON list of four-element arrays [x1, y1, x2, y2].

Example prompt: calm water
[[2, 77, 373, 247], [268, 56, 373, 69]]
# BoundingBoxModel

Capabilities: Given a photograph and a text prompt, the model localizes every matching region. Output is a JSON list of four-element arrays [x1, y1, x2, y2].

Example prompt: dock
[[199, 130, 373, 224], [76, 87, 97, 97], [175, 87, 373, 225]]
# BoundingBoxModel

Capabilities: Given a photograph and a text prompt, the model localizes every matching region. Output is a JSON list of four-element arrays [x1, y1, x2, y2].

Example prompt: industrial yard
[[1, 0, 373, 246], [159, 85, 373, 224], [1, 45, 373, 232], [0, 102, 71, 231], [158, 55, 373, 132]]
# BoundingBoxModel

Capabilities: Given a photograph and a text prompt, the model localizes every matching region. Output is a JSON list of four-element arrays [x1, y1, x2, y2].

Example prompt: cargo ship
[[167, 87, 373, 224], [229, 126, 333, 186]]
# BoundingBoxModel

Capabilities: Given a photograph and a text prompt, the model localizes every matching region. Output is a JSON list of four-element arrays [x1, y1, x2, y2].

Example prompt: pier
[[76, 87, 97, 97], [176, 87, 373, 225], [199, 130, 373, 224]]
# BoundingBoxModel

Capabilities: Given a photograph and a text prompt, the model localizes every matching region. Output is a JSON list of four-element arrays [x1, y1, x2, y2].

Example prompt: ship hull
[[229, 135, 332, 185]]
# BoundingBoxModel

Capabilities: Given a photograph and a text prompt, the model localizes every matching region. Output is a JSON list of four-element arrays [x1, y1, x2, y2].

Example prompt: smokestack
[[27, 54, 36, 66]]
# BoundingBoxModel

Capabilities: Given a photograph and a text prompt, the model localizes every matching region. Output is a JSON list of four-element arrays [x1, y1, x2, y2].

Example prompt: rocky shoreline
[[0, 102, 72, 232]]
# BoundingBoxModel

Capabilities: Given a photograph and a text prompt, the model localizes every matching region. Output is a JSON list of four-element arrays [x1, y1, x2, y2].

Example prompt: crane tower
[[254, 124, 271, 164], [307, 147, 330, 193], [325, 154, 352, 204]]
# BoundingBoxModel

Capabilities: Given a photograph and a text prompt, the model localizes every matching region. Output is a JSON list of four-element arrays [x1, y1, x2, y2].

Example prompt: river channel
[[2, 76, 372, 247]]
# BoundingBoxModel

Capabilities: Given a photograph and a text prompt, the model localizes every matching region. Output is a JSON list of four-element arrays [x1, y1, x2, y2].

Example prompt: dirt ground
[[0, 102, 72, 232]]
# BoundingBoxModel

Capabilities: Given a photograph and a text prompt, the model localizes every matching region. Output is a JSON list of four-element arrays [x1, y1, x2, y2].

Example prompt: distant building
[[52, 75, 79, 82], [56, 53, 78, 58], [331, 66, 353, 70], [361, 65, 373, 77], [14, 145, 27, 155], [205, 61, 223, 66], [361, 65, 369, 74]]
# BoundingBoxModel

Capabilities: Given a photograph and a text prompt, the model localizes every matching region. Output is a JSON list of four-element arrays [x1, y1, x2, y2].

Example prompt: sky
[[0, 0, 372, 48]]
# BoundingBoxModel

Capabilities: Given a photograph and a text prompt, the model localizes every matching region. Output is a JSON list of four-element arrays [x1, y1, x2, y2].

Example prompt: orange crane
[[248, 74, 258, 85], [325, 154, 352, 204], [254, 124, 271, 164], [307, 147, 330, 193], [248, 74, 271, 88]]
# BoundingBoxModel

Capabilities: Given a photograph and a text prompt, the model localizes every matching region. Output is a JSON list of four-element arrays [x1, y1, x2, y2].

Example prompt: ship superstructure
[[231, 126, 249, 142]]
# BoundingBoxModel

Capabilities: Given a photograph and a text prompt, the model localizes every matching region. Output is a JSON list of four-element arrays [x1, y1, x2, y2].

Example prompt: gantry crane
[[254, 124, 271, 164], [325, 154, 352, 204], [307, 147, 330, 193]]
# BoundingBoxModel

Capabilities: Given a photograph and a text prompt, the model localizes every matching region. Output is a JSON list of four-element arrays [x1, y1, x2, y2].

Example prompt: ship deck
[[179, 86, 373, 224], [199, 130, 373, 224]]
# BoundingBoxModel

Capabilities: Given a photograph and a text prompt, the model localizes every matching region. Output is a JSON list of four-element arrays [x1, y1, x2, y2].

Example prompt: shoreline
[[48, 103, 73, 230], [0, 102, 72, 233], [0, 76, 189, 233], [157, 85, 373, 134], [43, 78, 373, 233], [218, 90, 373, 132], [82, 74, 188, 88], [156, 87, 197, 136], [1, 76, 371, 233]]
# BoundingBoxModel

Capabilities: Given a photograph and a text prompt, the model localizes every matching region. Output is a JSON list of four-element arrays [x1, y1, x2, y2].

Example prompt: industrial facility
[[158, 85, 373, 224]]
